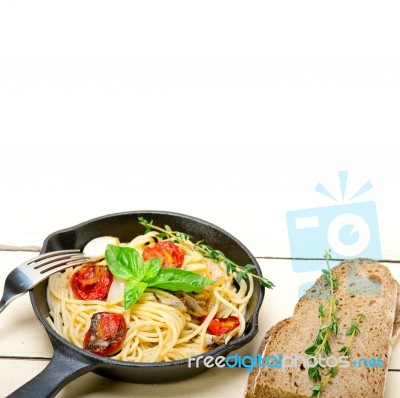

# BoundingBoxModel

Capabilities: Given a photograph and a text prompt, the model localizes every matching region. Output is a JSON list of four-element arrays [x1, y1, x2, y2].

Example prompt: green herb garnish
[[339, 313, 366, 357], [138, 217, 274, 289], [306, 250, 339, 383], [105, 244, 214, 309], [306, 250, 366, 397], [312, 313, 366, 397]]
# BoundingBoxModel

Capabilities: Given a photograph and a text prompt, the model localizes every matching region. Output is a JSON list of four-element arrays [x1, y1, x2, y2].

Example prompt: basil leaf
[[147, 268, 214, 293], [105, 244, 143, 280], [124, 281, 148, 309], [105, 244, 213, 309], [142, 258, 162, 282]]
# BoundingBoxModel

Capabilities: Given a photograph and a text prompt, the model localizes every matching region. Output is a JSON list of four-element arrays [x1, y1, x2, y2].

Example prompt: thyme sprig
[[311, 313, 366, 397], [305, 250, 339, 383], [306, 250, 367, 397], [339, 313, 366, 357], [138, 217, 274, 289]]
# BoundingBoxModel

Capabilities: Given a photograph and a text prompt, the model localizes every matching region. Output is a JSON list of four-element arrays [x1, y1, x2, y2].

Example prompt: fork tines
[[26, 250, 94, 275]]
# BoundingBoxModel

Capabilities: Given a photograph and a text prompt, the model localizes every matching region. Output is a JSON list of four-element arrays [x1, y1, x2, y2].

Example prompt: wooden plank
[[0, 244, 41, 252], [1, 358, 399, 398]]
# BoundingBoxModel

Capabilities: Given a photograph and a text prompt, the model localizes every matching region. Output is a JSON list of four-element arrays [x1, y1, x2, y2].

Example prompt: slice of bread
[[245, 259, 398, 398]]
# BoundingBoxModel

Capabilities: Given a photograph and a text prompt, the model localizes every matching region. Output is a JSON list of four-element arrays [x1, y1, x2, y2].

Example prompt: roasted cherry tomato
[[83, 312, 127, 356], [202, 315, 240, 336], [71, 264, 113, 300], [142, 241, 184, 268]]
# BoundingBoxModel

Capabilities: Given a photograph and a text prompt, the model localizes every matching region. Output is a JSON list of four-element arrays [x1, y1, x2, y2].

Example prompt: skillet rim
[[30, 210, 265, 369]]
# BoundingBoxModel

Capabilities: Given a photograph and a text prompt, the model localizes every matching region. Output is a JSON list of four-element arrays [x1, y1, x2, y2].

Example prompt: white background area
[[1, 2, 399, 258]]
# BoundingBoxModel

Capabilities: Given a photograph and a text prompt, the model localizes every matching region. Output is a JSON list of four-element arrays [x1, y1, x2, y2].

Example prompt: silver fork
[[0, 249, 94, 314]]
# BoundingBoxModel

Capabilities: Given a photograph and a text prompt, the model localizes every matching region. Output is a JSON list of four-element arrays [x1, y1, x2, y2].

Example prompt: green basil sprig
[[105, 244, 214, 309]]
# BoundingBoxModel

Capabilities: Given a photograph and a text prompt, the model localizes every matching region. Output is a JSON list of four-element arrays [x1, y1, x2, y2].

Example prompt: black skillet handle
[[7, 343, 99, 398]]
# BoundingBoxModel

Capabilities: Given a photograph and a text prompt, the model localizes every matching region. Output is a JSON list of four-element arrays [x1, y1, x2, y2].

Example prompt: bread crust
[[391, 282, 400, 345], [245, 259, 398, 398]]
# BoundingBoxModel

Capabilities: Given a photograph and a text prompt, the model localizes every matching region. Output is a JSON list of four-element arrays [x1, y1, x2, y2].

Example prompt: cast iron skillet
[[9, 211, 265, 398]]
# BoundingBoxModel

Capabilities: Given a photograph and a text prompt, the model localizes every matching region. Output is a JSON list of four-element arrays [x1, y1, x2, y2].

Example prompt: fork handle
[[0, 285, 22, 314], [0, 294, 17, 314], [0, 298, 7, 314]]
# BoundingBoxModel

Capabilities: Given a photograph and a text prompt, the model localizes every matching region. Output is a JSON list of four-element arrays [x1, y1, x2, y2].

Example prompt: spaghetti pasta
[[47, 231, 253, 362]]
